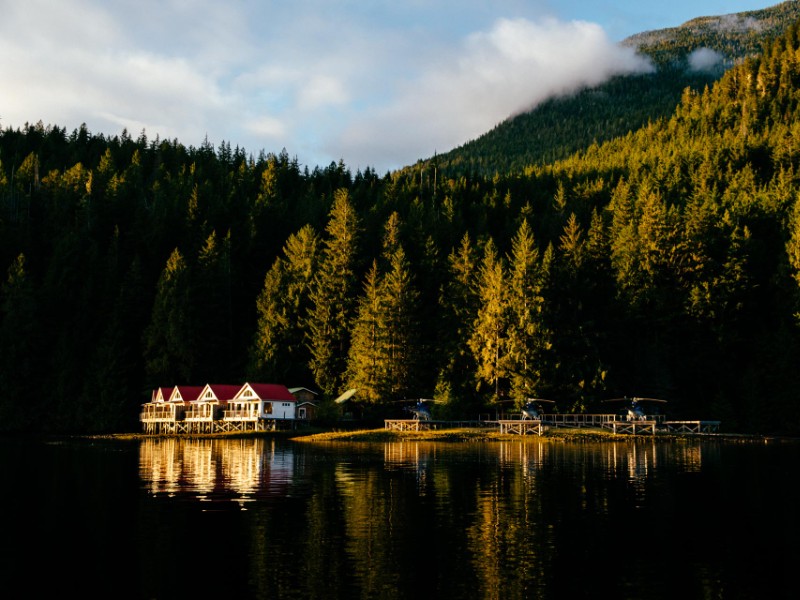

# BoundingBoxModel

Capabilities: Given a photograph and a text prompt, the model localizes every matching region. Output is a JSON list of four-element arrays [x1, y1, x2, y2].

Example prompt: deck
[[140, 418, 287, 435]]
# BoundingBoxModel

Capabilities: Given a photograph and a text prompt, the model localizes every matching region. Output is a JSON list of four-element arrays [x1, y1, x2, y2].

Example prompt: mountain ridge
[[414, 1, 800, 177]]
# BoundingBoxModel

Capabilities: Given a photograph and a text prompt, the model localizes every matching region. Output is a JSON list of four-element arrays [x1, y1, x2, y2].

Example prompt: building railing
[[140, 404, 184, 422], [224, 408, 260, 421]]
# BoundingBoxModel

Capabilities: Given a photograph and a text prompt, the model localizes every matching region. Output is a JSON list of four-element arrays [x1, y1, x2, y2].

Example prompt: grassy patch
[[289, 426, 658, 443]]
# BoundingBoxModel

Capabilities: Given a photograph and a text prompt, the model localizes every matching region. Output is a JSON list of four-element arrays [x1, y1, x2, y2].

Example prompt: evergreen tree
[[468, 239, 509, 403], [344, 261, 385, 402], [194, 230, 234, 381], [380, 245, 420, 399], [143, 248, 194, 385], [0, 254, 41, 431], [437, 233, 481, 415], [250, 224, 319, 383], [505, 219, 551, 404], [307, 189, 361, 395]]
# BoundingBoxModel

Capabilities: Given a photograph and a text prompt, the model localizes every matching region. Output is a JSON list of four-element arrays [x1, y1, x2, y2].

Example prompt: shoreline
[[82, 426, 792, 444]]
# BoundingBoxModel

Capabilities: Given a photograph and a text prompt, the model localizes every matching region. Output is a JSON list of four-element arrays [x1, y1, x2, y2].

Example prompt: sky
[[0, 1, 779, 173]]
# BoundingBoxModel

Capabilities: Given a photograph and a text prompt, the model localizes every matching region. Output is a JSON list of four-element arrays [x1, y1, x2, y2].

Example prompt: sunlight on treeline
[[5, 14, 800, 435]]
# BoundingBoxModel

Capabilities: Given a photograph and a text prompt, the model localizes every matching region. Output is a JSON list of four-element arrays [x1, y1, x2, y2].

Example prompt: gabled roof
[[236, 382, 296, 402], [195, 383, 240, 402], [288, 387, 318, 395], [152, 387, 171, 402], [170, 385, 204, 403]]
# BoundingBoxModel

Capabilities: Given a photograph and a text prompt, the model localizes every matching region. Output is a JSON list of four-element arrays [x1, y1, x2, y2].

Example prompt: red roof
[[245, 383, 296, 402], [204, 384, 241, 401], [153, 387, 172, 402], [172, 385, 204, 402]]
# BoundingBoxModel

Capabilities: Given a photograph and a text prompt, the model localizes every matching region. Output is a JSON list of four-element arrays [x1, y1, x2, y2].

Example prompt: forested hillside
[[4, 11, 800, 435], [425, 1, 800, 176]]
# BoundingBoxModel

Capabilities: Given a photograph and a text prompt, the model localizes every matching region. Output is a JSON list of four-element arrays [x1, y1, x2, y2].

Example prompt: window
[[264, 403, 273, 415]]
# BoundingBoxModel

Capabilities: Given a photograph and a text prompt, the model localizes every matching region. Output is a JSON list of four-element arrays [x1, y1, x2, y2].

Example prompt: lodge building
[[140, 382, 317, 434]]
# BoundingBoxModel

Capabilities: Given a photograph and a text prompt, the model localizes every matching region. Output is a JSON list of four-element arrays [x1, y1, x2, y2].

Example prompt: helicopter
[[520, 398, 557, 420], [497, 398, 557, 420], [403, 399, 436, 421], [602, 397, 667, 421]]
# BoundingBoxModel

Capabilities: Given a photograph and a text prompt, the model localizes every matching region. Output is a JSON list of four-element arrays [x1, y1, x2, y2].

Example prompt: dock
[[663, 420, 721, 434], [384, 414, 720, 436], [384, 419, 488, 432], [497, 420, 543, 435], [384, 418, 543, 435], [601, 420, 658, 435]]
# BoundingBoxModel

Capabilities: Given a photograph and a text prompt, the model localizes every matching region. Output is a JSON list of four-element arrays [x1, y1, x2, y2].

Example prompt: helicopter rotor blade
[[334, 388, 358, 404]]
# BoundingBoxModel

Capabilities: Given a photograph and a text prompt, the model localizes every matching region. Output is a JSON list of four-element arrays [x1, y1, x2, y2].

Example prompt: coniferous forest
[[5, 7, 800, 435]]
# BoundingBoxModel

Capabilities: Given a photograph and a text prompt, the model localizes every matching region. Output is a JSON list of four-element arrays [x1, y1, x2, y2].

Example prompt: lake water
[[1, 435, 797, 599]]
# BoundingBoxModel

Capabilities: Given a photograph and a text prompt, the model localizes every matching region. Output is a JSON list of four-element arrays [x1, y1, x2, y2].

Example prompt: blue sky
[[0, 1, 778, 173]]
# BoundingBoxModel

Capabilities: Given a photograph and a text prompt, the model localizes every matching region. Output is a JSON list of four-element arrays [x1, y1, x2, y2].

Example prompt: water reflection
[[134, 437, 784, 599], [139, 437, 296, 506], [139, 438, 710, 508]]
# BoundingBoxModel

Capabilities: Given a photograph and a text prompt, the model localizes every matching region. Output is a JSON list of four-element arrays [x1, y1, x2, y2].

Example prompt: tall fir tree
[[0, 254, 41, 431], [344, 261, 385, 403], [250, 224, 319, 383], [505, 219, 551, 404], [307, 189, 361, 395], [468, 238, 509, 403], [143, 248, 194, 385], [436, 233, 481, 414], [380, 244, 420, 399]]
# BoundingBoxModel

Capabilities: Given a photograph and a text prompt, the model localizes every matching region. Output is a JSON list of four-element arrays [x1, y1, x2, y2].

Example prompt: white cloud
[[688, 47, 724, 72], [336, 17, 653, 171], [246, 116, 288, 139], [0, 1, 653, 172]]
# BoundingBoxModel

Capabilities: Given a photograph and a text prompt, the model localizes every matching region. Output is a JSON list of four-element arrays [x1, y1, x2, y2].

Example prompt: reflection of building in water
[[497, 441, 547, 471], [384, 442, 435, 492], [384, 442, 432, 467], [138, 438, 295, 505], [671, 443, 706, 472]]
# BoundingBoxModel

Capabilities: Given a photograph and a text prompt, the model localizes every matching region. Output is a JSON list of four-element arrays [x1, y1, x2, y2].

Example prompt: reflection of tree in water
[[137, 438, 723, 598]]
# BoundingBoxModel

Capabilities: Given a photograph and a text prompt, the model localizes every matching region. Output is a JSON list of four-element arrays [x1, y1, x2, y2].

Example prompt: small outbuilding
[[289, 387, 319, 420]]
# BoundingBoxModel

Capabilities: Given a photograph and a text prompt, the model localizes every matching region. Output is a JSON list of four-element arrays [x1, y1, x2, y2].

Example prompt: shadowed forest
[[5, 12, 800, 435]]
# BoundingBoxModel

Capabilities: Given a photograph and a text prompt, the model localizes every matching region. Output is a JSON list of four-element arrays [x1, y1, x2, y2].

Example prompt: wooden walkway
[[384, 419, 487, 432], [385, 415, 721, 437], [601, 420, 658, 435], [497, 420, 543, 435], [663, 420, 721, 434]]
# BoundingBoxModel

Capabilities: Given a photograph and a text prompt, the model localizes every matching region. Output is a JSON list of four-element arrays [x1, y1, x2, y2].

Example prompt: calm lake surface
[[1, 434, 798, 599]]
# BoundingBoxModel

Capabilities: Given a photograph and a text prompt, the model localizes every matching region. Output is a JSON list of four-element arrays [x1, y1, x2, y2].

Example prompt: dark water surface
[[1, 435, 797, 599]]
